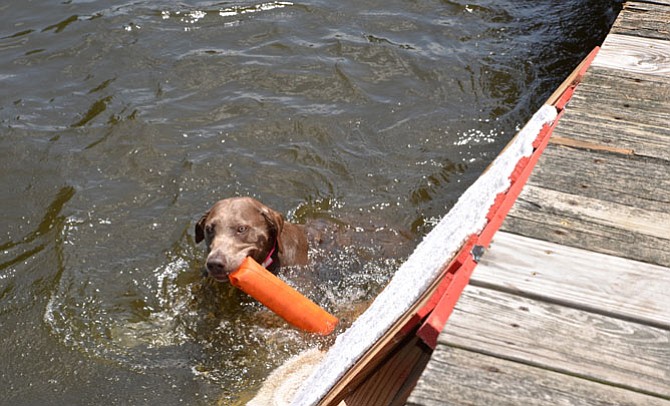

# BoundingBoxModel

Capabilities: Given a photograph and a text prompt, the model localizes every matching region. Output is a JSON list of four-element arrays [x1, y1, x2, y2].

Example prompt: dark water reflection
[[1, 1, 618, 404]]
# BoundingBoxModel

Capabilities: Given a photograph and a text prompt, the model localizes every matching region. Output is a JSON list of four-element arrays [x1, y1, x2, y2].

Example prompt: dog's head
[[195, 197, 284, 281]]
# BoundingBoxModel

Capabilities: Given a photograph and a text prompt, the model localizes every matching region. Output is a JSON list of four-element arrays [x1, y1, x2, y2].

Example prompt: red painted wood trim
[[478, 120, 557, 248], [416, 255, 477, 348], [554, 46, 599, 110], [399, 235, 477, 337], [413, 46, 600, 349]]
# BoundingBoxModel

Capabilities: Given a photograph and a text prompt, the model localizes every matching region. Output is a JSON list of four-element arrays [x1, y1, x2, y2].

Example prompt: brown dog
[[195, 197, 309, 281]]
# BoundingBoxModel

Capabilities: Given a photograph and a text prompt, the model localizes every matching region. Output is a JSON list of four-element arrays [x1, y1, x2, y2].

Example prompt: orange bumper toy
[[229, 257, 339, 335]]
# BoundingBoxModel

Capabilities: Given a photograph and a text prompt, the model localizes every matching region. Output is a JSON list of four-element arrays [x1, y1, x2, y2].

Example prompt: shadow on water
[[0, 186, 75, 253], [0, 186, 74, 309], [0, 0, 620, 404]]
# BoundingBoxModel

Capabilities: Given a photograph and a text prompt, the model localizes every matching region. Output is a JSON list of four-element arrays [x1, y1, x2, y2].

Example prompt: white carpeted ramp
[[271, 105, 558, 406]]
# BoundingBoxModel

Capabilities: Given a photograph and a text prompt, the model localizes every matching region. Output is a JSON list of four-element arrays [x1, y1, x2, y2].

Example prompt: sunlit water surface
[[0, 1, 618, 404]]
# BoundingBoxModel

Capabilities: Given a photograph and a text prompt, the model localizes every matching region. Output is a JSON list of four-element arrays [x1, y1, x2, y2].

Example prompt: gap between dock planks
[[545, 68, 670, 161], [470, 231, 670, 330], [407, 339, 670, 406], [408, 243, 670, 405], [598, 0, 670, 77], [525, 145, 670, 213], [420, 285, 670, 401], [611, 1, 670, 42], [502, 183, 670, 268]]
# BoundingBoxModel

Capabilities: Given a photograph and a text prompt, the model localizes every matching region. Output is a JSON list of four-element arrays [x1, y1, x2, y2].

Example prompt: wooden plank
[[433, 286, 670, 398], [471, 231, 670, 329], [612, 2, 670, 41], [526, 145, 670, 213], [593, 33, 670, 76], [549, 135, 634, 155], [549, 67, 670, 161], [340, 335, 431, 406], [407, 346, 670, 406], [502, 184, 670, 267]]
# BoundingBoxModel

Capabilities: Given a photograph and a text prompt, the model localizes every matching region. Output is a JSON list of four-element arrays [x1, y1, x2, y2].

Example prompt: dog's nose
[[206, 257, 229, 280]]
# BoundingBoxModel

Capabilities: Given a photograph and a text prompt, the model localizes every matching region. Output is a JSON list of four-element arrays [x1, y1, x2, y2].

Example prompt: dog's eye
[[236, 225, 248, 234], [205, 225, 214, 235]]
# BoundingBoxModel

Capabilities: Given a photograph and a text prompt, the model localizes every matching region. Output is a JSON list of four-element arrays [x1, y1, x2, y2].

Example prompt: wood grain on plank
[[612, 2, 670, 41], [502, 184, 670, 268], [594, 33, 670, 76], [512, 183, 669, 240], [527, 145, 670, 212], [341, 335, 431, 406], [407, 346, 670, 406], [442, 286, 670, 398], [550, 67, 670, 161], [549, 136, 634, 155], [471, 231, 670, 329]]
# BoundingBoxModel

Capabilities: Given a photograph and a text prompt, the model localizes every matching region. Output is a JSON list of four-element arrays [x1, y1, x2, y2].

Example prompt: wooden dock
[[408, 1, 670, 405]]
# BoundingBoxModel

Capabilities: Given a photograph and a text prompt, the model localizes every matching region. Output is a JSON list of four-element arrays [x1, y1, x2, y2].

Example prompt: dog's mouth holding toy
[[205, 245, 276, 282], [225, 256, 338, 335]]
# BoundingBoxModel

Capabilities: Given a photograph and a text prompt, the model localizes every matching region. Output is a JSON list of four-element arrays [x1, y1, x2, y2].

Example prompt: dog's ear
[[261, 207, 285, 250], [194, 210, 210, 244]]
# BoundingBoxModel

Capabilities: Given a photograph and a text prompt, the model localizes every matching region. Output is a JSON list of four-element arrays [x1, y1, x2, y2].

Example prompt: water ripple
[[0, 0, 620, 403]]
